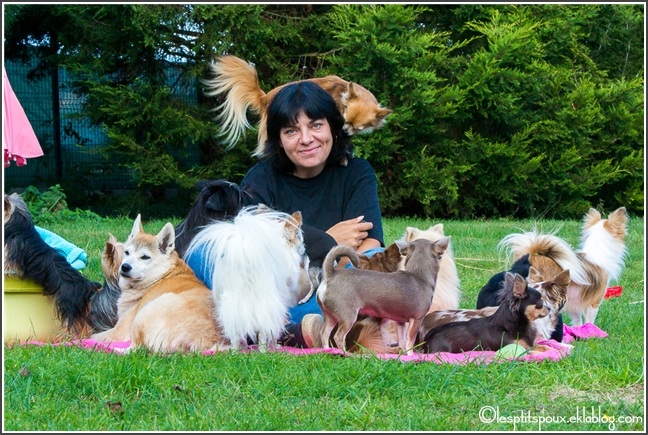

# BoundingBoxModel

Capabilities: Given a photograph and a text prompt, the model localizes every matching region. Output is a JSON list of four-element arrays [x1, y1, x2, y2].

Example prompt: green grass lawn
[[3, 213, 645, 431]]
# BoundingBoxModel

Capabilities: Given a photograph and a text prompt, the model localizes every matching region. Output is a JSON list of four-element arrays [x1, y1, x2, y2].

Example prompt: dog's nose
[[121, 263, 132, 274]]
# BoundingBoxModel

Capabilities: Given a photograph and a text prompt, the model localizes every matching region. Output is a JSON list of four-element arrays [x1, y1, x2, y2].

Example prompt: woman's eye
[[312, 123, 322, 129]]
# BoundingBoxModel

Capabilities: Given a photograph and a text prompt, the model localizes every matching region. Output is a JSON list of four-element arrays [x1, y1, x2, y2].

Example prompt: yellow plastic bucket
[[4, 275, 62, 344]]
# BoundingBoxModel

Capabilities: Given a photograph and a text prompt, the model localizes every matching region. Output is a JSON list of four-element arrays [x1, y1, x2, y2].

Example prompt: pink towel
[[3, 67, 44, 167], [8, 323, 607, 365], [562, 322, 608, 344]]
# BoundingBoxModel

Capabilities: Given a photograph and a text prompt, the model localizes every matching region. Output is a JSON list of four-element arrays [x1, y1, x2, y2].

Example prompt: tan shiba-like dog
[[203, 55, 392, 158], [91, 215, 229, 353]]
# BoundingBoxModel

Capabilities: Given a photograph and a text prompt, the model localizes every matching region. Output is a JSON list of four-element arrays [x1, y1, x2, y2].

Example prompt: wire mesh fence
[[3, 60, 200, 192]]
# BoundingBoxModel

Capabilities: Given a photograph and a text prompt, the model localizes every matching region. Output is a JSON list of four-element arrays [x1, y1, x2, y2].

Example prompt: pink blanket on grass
[[9, 323, 608, 366]]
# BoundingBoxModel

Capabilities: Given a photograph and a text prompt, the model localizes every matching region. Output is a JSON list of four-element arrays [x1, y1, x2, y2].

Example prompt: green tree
[[4, 4, 643, 218]]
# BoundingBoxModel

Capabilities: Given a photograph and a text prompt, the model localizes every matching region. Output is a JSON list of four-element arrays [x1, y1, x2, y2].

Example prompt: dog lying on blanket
[[421, 272, 551, 354], [92, 214, 230, 353]]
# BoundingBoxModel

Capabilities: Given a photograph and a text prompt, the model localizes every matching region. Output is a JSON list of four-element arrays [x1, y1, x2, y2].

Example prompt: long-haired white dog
[[185, 205, 308, 351]]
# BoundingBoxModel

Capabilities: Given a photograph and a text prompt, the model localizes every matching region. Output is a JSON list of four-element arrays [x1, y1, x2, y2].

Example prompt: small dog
[[499, 207, 628, 326], [421, 272, 549, 354], [527, 267, 570, 342], [91, 215, 229, 353], [174, 179, 253, 258], [399, 224, 461, 313], [203, 55, 393, 158], [90, 233, 124, 333], [317, 237, 450, 355], [4, 193, 102, 337], [476, 254, 532, 309], [185, 205, 308, 351], [357, 242, 402, 273], [421, 267, 571, 344]]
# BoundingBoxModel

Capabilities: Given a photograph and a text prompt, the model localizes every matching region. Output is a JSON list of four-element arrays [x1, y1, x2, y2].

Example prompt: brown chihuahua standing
[[317, 237, 450, 355]]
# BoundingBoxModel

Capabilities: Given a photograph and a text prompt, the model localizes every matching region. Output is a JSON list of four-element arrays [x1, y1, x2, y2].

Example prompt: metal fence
[[3, 60, 200, 191]]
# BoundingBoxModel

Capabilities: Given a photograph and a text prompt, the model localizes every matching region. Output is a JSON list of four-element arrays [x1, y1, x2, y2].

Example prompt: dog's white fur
[[399, 224, 461, 312], [185, 205, 307, 350]]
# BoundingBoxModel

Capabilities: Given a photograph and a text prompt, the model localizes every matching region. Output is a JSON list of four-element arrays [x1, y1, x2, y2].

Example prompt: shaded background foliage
[[3, 3, 644, 219]]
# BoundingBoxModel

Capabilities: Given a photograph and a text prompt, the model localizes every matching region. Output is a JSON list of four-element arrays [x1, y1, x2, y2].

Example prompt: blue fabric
[[184, 243, 385, 326], [35, 226, 87, 270], [184, 244, 213, 288], [288, 295, 322, 325]]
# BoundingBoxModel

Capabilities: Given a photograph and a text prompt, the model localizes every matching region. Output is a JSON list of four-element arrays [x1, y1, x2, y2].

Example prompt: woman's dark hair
[[263, 81, 353, 173]]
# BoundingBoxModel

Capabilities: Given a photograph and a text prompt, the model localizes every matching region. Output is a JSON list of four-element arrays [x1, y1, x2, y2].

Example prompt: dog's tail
[[499, 228, 590, 285], [90, 281, 121, 333], [203, 55, 266, 151], [322, 245, 361, 282]]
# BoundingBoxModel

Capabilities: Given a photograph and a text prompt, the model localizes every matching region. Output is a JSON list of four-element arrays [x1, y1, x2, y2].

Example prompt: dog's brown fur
[[318, 237, 449, 355], [204, 55, 392, 157], [527, 267, 570, 341], [91, 215, 229, 353], [357, 242, 402, 273]]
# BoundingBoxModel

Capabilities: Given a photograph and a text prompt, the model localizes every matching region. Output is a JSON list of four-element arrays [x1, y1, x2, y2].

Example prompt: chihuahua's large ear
[[394, 239, 410, 255], [404, 227, 420, 242], [512, 273, 528, 299], [433, 236, 450, 256], [291, 211, 302, 228], [377, 107, 393, 119], [583, 208, 602, 227], [128, 214, 143, 242], [107, 232, 118, 245], [283, 211, 302, 240], [528, 266, 543, 284], [156, 223, 176, 255], [553, 268, 571, 288], [347, 82, 358, 99]]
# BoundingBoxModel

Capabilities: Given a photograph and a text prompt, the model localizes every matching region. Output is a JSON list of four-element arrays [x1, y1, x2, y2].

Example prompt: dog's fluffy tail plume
[[185, 205, 301, 347], [203, 56, 265, 151], [499, 227, 590, 285]]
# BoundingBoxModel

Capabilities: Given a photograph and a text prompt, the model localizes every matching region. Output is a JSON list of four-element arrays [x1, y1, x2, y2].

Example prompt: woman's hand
[[326, 216, 373, 249]]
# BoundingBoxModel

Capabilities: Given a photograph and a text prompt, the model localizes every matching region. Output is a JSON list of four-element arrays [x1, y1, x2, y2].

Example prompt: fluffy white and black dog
[[4, 192, 103, 336], [185, 205, 308, 351]]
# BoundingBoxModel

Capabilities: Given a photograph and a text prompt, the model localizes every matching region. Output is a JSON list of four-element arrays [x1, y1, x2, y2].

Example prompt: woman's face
[[280, 112, 333, 178]]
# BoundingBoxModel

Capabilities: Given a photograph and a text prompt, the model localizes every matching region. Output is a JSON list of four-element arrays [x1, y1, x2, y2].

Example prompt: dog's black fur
[[476, 254, 532, 309], [4, 193, 102, 334], [422, 272, 549, 353], [475, 253, 563, 341], [174, 179, 254, 258]]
